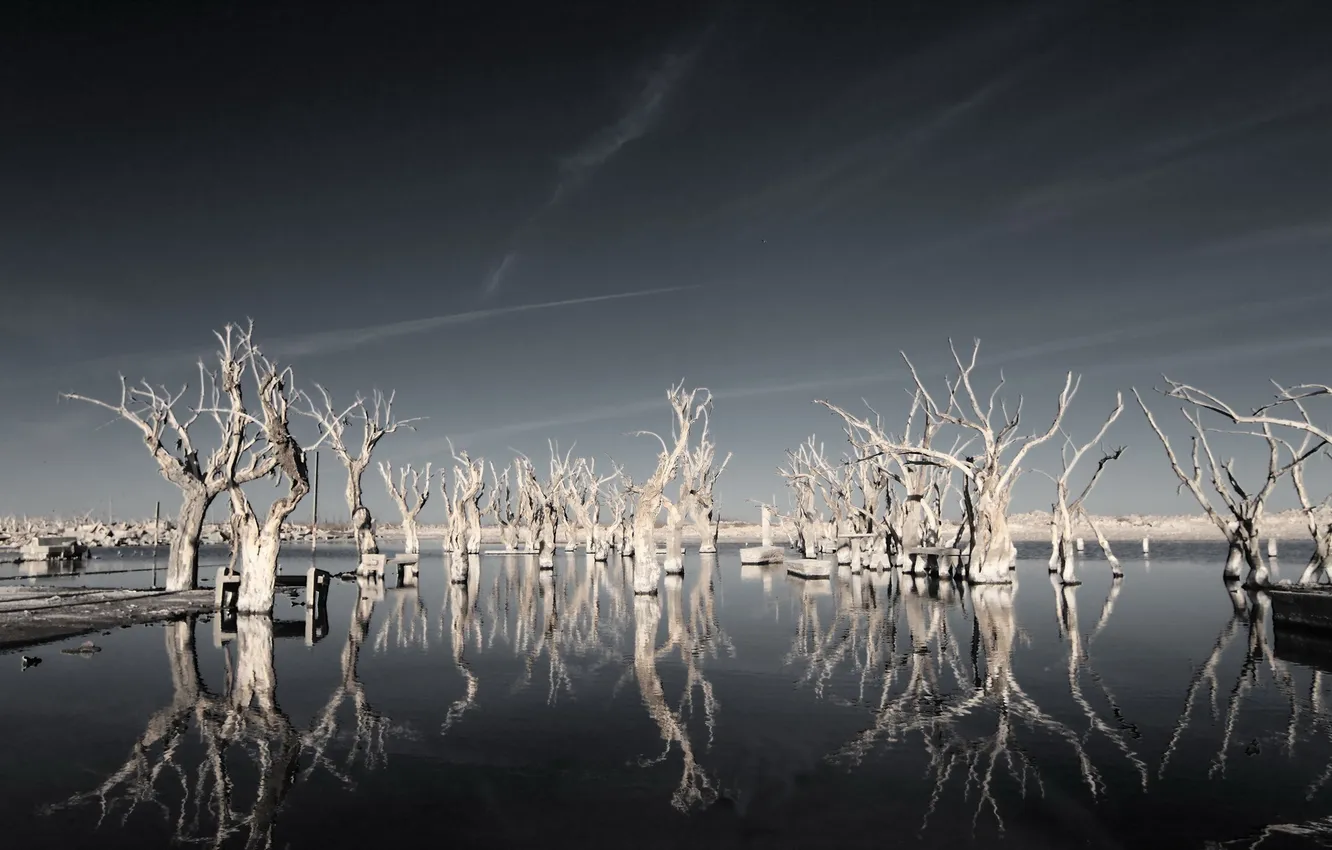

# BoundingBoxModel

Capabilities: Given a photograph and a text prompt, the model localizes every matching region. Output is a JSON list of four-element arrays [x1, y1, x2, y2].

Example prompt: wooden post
[[1268, 538, 1278, 558], [1142, 536, 1150, 555], [1075, 537, 1084, 552], [153, 501, 161, 548], [761, 505, 772, 548], [310, 450, 320, 552]]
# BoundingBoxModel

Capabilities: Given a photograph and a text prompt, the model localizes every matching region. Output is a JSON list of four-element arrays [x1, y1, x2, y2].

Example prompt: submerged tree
[[227, 347, 322, 614], [1037, 392, 1125, 584], [1156, 381, 1332, 586], [302, 389, 420, 558], [630, 384, 712, 593], [62, 323, 274, 591], [378, 461, 432, 556], [821, 340, 1076, 583], [1135, 389, 1320, 586], [442, 443, 485, 555]]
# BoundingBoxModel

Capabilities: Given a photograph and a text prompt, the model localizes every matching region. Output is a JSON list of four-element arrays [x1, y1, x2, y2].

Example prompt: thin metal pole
[[310, 451, 320, 552]]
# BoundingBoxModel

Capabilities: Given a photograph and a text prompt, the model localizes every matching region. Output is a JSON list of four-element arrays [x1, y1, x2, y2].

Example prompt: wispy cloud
[[55, 285, 697, 380], [417, 289, 1332, 447], [1193, 217, 1332, 256], [482, 251, 520, 296], [483, 31, 710, 296]]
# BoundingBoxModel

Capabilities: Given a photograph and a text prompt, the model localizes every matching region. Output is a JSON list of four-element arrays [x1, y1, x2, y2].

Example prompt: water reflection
[[42, 579, 405, 848], [24, 549, 1332, 848]]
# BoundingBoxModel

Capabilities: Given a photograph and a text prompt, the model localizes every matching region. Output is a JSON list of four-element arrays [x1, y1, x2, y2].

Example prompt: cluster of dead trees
[[783, 340, 1124, 586], [65, 322, 728, 610], [790, 339, 1332, 589]]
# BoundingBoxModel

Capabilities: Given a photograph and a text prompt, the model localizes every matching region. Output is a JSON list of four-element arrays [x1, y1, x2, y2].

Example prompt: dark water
[[3, 541, 1332, 849]]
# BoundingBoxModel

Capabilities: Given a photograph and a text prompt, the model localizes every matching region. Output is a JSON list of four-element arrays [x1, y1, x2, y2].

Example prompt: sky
[[3, 0, 1332, 525]]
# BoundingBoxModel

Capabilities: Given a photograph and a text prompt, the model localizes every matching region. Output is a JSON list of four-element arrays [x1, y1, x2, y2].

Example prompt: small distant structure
[[19, 536, 88, 562]]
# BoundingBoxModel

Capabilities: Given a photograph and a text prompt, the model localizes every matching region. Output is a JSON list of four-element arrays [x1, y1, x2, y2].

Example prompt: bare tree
[[605, 465, 635, 557], [778, 436, 828, 558], [227, 346, 327, 614], [1036, 393, 1125, 584], [301, 389, 420, 557], [61, 323, 273, 590], [564, 457, 620, 560], [514, 443, 572, 568], [821, 340, 1076, 583], [680, 412, 732, 554], [378, 461, 432, 556], [1134, 389, 1319, 586], [486, 462, 520, 552], [439, 441, 485, 555], [630, 384, 712, 593], [1289, 444, 1332, 584]]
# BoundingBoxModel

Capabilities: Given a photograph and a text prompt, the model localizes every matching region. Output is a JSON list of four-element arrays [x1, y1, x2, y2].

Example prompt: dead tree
[[301, 388, 420, 557], [61, 323, 273, 591], [512, 456, 539, 552], [378, 461, 432, 555], [778, 436, 829, 558], [487, 462, 520, 552], [515, 443, 572, 568], [1036, 393, 1125, 584], [565, 458, 619, 560], [821, 340, 1076, 583], [1289, 444, 1332, 585], [1135, 388, 1319, 586], [443, 443, 486, 555], [229, 349, 322, 614], [680, 411, 732, 554], [606, 469, 636, 557], [1165, 384, 1332, 586], [630, 384, 711, 593]]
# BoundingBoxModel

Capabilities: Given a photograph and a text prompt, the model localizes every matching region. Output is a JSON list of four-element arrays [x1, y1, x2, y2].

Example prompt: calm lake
[[2, 541, 1330, 849]]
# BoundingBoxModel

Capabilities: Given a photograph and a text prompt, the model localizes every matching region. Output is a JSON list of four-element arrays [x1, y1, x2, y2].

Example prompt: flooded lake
[[3, 542, 1331, 848]]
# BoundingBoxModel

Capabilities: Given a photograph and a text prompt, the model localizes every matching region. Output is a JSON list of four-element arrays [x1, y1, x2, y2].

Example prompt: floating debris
[[61, 640, 102, 656], [20, 655, 41, 670]]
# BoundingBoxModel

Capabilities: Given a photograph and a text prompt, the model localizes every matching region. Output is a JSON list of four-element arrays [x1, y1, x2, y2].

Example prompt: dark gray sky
[[3, 0, 1332, 523]]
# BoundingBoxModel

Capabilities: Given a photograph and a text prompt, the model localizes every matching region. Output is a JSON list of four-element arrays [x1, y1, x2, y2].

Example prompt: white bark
[[62, 323, 276, 590], [820, 340, 1075, 586], [378, 461, 432, 555], [230, 358, 315, 615], [301, 388, 420, 558], [1135, 389, 1315, 587]]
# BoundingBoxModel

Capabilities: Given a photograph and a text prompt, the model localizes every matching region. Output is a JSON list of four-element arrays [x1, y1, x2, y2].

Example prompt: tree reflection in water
[[42, 578, 405, 849], [821, 572, 1148, 835]]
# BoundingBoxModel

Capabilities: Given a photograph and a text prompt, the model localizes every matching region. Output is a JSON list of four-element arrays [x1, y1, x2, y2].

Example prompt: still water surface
[[2, 542, 1331, 848]]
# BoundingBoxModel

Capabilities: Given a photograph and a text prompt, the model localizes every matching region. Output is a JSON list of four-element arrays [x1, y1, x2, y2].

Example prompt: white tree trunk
[[662, 504, 684, 574], [1299, 525, 1332, 585], [347, 462, 378, 557], [234, 518, 284, 614], [402, 517, 420, 556], [970, 479, 1016, 584], [1224, 527, 1267, 586], [619, 519, 636, 558], [632, 515, 660, 595], [167, 487, 211, 592]]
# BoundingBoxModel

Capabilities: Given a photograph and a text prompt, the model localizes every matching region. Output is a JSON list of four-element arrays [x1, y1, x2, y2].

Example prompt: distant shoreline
[[2, 509, 1320, 550]]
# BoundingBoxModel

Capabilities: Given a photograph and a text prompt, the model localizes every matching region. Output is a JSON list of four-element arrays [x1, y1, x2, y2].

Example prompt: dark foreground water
[[3, 542, 1332, 849]]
